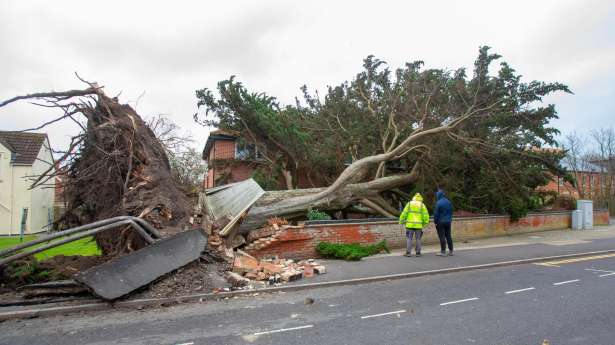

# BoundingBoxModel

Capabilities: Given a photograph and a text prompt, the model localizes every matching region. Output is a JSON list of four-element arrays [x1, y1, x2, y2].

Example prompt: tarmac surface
[[1, 226, 615, 345]]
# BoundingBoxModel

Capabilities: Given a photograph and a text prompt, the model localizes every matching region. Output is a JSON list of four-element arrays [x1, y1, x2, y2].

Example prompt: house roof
[[202, 129, 240, 160], [560, 159, 603, 173], [0, 131, 48, 165]]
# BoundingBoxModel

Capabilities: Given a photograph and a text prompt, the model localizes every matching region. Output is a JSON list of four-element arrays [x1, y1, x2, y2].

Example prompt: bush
[[316, 240, 390, 261], [507, 196, 529, 222], [307, 209, 332, 221]]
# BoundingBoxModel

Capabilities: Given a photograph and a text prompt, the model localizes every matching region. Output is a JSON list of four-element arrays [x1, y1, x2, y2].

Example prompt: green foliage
[[307, 209, 332, 221], [195, 46, 571, 218], [316, 240, 390, 261], [507, 197, 530, 221], [8, 260, 54, 284], [252, 167, 280, 191]]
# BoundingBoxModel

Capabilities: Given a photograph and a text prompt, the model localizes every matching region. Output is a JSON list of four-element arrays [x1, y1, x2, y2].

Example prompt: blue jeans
[[406, 229, 423, 254]]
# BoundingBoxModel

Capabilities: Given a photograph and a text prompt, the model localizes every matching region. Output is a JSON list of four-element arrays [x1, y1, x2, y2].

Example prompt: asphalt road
[[2, 254, 615, 345]]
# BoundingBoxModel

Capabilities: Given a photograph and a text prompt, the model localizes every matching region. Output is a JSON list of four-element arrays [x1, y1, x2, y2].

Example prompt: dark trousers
[[436, 222, 453, 252]]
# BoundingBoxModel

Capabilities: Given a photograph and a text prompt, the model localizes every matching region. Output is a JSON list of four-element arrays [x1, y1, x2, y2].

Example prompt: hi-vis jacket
[[399, 193, 430, 230]]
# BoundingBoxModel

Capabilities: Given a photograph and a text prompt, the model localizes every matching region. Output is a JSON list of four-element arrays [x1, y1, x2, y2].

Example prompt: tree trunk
[[238, 170, 419, 233]]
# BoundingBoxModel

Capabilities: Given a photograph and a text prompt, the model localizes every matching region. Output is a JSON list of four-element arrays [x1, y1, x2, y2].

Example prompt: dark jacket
[[434, 190, 453, 225]]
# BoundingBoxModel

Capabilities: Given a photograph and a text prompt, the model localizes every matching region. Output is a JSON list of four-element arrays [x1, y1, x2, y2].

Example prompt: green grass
[[0, 235, 101, 261]]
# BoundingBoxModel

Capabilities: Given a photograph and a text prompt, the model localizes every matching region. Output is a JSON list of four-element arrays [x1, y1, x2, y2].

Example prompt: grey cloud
[[0, 0, 613, 151]]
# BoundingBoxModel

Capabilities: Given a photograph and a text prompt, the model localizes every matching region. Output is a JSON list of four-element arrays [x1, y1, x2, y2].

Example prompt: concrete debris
[[224, 271, 250, 287], [224, 251, 326, 289], [230, 234, 246, 249]]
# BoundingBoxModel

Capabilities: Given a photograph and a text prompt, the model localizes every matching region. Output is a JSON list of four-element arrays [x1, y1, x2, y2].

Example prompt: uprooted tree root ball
[[0, 79, 193, 257]]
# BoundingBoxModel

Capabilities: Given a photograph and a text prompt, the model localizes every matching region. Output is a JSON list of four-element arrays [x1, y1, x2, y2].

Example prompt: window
[[235, 139, 264, 160]]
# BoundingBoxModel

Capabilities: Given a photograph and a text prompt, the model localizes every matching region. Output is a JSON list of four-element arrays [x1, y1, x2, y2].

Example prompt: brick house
[[202, 129, 263, 188], [202, 129, 327, 190], [540, 160, 614, 200]]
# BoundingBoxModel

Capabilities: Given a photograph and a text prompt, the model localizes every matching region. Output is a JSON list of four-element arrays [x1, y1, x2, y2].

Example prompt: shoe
[[436, 252, 447, 257], [448, 251, 454, 256], [403, 252, 413, 257], [415, 252, 422, 257]]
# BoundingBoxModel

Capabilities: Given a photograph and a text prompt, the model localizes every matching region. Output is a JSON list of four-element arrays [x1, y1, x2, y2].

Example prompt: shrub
[[307, 209, 332, 221], [316, 240, 390, 261]]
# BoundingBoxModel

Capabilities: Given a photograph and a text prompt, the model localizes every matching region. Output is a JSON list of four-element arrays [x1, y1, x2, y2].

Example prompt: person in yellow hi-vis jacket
[[399, 193, 430, 257]]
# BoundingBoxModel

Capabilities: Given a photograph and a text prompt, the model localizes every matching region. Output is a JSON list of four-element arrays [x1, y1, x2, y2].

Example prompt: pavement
[[288, 224, 615, 285], [1, 240, 615, 344]]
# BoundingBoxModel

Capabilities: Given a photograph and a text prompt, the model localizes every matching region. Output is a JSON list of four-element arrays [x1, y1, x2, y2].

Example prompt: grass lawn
[[0, 235, 101, 261]]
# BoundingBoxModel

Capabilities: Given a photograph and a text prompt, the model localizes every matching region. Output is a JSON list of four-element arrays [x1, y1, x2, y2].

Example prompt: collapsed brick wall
[[246, 210, 611, 260]]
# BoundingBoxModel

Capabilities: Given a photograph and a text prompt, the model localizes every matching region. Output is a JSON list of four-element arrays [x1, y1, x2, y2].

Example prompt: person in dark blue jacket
[[434, 189, 454, 256]]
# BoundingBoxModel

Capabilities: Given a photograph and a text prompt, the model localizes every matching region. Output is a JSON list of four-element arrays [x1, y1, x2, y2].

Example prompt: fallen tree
[[198, 47, 571, 231], [0, 78, 192, 256], [237, 101, 491, 231]]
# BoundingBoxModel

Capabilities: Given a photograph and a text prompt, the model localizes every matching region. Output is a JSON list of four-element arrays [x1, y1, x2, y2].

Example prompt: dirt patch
[[38, 255, 107, 278], [132, 260, 231, 300]]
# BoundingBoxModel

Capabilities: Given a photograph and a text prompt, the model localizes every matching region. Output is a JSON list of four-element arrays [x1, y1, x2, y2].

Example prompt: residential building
[[202, 129, 262, 188], [0, 131, 55, 235], [540, 160, 614, 200]]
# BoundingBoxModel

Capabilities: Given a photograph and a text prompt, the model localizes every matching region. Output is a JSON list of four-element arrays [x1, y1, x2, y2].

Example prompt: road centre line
[[553, 279, 580, 286], [440, 297, 479, 306], [505, 287, 535, 294], [599, 272, 615, 277], [585, 268, 615, 274], [253, 324, 314, 336], [361, 310, 406, 319]]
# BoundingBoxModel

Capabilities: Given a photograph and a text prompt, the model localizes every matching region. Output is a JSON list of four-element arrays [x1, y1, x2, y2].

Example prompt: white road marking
[[174, 343, 194, 345], [585, 268, 615, 274], [505, 287, 535, 294], [360, 309, 406, 319], [440, 297, 479, 306], [253, 325, 314, 336], [599, 272, 615, 277], [553, 279, 580, 286]]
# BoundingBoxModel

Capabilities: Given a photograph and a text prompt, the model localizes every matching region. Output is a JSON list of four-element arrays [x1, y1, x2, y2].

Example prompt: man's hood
[[412, 193, 423, 202], [436, 190, 445, 200]]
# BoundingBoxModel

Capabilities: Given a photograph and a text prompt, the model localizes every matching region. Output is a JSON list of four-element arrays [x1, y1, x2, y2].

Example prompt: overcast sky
[[1, 0, 614, 152]]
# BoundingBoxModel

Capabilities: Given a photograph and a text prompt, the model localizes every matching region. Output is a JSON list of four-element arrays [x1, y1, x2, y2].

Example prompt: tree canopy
[[195, 46, 571, 219]]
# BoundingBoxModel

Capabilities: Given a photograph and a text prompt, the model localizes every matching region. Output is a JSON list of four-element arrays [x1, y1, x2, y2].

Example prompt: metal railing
[[0, 216, 161, 266]]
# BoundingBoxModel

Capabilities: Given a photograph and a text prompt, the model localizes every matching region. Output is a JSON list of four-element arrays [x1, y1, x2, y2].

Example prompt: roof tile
[[0, 131, 47, 165]]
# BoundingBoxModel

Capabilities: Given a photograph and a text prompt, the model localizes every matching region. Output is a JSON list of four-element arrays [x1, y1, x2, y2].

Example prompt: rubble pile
[[217, 251, 326, 291]]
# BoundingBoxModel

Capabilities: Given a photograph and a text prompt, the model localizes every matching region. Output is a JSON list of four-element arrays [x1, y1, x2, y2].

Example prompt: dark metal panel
[[74, 229, 207, 300]]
